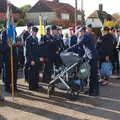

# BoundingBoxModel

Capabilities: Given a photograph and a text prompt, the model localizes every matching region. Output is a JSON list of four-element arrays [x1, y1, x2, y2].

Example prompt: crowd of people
[[0, 22, 120, 102]]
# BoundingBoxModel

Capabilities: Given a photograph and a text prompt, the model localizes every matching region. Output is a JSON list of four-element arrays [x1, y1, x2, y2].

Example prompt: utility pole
[[75, 0, 77, 28], [81, 0, 85, 25]]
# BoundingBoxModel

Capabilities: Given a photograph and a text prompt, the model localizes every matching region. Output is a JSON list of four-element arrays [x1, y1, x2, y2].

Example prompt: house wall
[[26, 12, 56, 25], [0, 12, 21, 21], [86, 18, 103, 28]]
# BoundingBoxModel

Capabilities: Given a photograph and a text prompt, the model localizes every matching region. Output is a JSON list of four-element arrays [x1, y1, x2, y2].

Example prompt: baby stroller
[[48, 51, 90, 99]]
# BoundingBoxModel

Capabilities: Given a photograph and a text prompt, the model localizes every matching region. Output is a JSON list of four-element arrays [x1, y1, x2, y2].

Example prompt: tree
[[16, 19, 25, 26], [112, 13, 120, 26], [20, 5, 31, 12], [20, 5, 31, 19], [112, 13, 120, 20]]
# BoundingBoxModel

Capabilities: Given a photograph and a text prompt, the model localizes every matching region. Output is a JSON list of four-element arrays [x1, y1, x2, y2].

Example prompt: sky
[[10, 0, 120, 17]]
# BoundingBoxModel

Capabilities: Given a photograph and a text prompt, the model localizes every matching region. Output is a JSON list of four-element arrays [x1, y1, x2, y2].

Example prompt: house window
[[77, 15, 82, 21], [92, 18, 94, 22], [61, 13, 70, 20]]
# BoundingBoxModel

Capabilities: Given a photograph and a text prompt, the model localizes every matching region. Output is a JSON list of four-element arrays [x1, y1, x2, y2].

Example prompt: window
[[61, 13, 70, 20], [77, 15, 82, 21]]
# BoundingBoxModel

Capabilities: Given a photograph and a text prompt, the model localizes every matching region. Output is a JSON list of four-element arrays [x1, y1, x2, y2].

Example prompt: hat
[[77, 26, 86, 32], [86, 24, 92, 28], [51, 25, 57, 30], [32, 27, 38, 32], [27, 23, 33, 27], [46, 27, 50, 31]]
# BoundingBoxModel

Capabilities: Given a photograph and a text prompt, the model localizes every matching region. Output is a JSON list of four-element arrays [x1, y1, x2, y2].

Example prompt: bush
[[16, 19, 25, 26]]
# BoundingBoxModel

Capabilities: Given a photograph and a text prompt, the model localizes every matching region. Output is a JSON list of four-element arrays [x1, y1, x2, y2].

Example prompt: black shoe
[[84, 90, 89, 95], [89, 92, 99, 96]]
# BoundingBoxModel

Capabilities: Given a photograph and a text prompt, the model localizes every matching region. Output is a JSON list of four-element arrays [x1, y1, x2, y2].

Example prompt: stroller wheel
[[69, 90, 79, 100], [48, 85, 55, 98]]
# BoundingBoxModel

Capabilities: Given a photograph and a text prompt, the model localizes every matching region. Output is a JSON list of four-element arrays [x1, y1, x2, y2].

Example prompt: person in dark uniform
[[0, 32, 4, 102], [40, 26, 60, 83], [51, 25, 62, 65], [1, 25, 11, 92], [69, 28, 77, 47], [40, 27, 54, 83], [1, 24, 18, 93], [69, 25, 99, 96], [22, 23, 33, 82], [56, 27, 65, 52], [26, 26, 39, 90]]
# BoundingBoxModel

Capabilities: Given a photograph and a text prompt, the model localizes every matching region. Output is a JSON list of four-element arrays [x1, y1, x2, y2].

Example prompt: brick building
[[0, 0, 22, 23], [27, 0, 82, 27]]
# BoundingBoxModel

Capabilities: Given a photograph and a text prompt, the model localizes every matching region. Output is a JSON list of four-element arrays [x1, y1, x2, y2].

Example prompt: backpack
[[77, 61, 90, 80]]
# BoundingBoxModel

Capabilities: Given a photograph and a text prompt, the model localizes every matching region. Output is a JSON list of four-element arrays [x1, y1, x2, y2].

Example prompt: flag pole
[[7, 1, 15, 97]]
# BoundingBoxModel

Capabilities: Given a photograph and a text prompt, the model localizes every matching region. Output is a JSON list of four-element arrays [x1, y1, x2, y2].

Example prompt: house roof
[[28, 1, 53, 12], [88, 10, 113, 22], [0, 0, 21, 13], [88, 11, 99, 18], [28, 0, 81, 14]]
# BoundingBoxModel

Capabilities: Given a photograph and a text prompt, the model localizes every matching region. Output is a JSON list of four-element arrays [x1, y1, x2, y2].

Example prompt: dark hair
[[103, 27, 109, 31], [32, 27, 38, 32]]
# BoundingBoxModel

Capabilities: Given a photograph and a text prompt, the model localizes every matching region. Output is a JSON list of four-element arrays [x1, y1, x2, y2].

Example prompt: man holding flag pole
[[6, 0, 18, 97]]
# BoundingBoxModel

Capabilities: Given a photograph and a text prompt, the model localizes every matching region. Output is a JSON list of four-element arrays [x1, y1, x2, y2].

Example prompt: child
[[99, 56, 112, 86]]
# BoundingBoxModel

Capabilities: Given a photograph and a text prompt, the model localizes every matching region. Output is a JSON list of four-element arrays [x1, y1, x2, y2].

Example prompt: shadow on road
[[0, 115, 7, 120], [2, 77, 120, 120], [4, 83, 120, 120]]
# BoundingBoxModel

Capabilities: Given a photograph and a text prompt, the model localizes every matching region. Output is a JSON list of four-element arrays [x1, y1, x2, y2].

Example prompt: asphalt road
[[0, 73, 120, 120]]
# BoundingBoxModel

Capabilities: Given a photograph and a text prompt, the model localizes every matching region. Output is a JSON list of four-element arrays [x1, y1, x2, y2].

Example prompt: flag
[[39, 16, 45, 36], [7, 1, 15, 44], [6, 1, 15, 97]]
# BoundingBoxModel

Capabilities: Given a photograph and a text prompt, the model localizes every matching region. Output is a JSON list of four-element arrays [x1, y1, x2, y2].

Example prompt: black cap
[[46, 27, 50, 31], [32, 27, 38, 32], [51, 25, 57, 30], [27, 23, 33, 27]]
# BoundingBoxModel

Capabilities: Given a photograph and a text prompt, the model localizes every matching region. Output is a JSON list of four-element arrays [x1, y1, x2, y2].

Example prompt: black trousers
[[89, 58, 99, 94], [29, 64, 39, 90], [43, 60, 53, 83]]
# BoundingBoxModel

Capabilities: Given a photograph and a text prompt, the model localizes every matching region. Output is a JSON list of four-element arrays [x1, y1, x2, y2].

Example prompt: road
[[0, 74, 120, 120]]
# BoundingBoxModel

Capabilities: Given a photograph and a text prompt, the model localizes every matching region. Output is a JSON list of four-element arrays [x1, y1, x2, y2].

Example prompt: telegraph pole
[[81, 0, 85, 25], [75, 0, 77, 28]]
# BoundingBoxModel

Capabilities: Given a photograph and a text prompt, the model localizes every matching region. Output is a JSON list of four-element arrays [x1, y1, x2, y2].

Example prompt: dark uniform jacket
[[40, 34, 59, 62], [68, 33, 99, 60], [26, 35, 38, 63]]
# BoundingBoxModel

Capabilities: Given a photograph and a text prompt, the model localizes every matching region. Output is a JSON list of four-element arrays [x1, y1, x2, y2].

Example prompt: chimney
[[99, 4, 103, 12], [54, 0, 59, 2]]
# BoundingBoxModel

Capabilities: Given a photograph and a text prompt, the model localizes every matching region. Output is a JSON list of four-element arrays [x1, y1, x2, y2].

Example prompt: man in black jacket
[[26, 27, 39, 90]]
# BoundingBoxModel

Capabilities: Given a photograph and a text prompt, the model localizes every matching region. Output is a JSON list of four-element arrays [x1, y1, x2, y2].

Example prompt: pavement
[[0, 74, 120, 120]]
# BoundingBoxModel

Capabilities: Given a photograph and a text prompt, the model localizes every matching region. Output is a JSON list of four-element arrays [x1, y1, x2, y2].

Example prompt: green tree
[[16, 19, 25, 26], [20, 5, 31, 19]]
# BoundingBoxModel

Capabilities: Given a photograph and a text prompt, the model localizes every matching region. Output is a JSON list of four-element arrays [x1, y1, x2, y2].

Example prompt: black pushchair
[[48, 51, 90, 98]]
